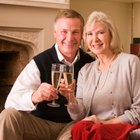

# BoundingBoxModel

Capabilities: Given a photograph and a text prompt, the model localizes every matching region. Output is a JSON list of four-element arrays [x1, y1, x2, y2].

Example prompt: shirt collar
[[55, 43, 80, 65]]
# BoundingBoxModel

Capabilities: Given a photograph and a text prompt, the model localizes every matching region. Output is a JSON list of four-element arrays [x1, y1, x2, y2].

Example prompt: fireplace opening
[[0, 39, 29, 111], [0, 51, 20, 85], [0, 51, 19, 110]]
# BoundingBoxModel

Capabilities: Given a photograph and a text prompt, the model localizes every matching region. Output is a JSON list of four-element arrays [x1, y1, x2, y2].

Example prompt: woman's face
[[86, 21, 112, 56]]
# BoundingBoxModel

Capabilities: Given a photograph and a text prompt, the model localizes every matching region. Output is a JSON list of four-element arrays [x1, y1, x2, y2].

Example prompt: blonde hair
[[83, 11, 123, 55]]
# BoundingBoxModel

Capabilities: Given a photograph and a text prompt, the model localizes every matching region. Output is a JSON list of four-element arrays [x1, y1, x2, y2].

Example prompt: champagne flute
[[63, 65, 74, 105], [47, 63, 62, 107]]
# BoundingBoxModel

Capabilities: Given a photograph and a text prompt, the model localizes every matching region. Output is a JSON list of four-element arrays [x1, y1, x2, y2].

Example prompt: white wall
[[133, 2, 140, 39]]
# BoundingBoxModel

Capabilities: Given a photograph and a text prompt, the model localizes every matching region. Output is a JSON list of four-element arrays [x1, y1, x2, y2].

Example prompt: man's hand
[[32, 83, 58, 104]]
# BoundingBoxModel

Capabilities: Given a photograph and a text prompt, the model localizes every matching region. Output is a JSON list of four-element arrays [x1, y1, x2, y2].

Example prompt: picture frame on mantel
[[0, 0, 70, 9]]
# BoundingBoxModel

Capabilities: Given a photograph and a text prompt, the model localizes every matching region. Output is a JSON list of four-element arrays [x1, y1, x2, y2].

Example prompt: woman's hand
[[83, 115, 122, 124], [83, 115, 102, 124], [59, 79, 76, 102]]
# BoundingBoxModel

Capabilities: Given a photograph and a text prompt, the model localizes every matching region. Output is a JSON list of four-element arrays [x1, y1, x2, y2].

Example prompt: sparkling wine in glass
[[63, 65, 74, 105], [47, 63, 62, 107]]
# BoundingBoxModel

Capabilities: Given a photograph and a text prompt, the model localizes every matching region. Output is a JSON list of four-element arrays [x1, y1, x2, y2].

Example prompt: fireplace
[[0, 27, 43, 111], [0, 0, 70, 112], [0, 39, 29, 110]]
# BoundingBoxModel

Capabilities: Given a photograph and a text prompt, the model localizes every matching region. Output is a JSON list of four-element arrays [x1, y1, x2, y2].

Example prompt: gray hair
[[54, 9, 84, 32]]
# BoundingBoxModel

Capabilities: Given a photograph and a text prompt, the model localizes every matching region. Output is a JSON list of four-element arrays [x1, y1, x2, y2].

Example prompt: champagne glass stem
[[63, 65, 74, 106], [47, 64, 62, 107]]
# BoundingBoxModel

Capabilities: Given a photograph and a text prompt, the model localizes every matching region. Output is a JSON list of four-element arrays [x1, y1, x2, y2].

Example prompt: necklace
[[96, 54, 117, 90], [98, 54, 117, 71]]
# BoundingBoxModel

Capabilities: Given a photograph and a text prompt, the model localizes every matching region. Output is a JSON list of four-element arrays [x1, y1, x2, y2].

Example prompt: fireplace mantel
[[0, 0, 69, 9], [0, 26, 43, 60]]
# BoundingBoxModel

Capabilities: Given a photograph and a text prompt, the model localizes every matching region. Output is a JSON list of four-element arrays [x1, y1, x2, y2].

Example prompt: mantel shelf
[[0, 0, 69, 9]]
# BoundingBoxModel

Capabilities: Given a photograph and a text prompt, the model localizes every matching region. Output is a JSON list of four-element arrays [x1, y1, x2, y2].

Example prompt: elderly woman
[[60, 11, 140, 140]]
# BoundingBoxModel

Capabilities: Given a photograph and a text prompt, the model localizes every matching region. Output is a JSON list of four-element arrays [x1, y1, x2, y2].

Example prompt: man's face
[[54, 18, 83, 60]]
